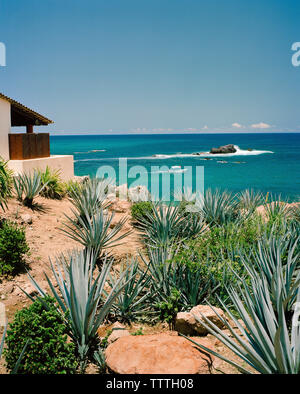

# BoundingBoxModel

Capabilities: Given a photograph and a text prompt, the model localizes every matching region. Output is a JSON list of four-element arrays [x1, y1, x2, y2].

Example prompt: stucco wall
[[0, 97, 11, 160], [8, 155, 74, 181]]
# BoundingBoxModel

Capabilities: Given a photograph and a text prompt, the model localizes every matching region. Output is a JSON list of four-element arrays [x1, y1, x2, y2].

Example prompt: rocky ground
[[0, 195, 279, 374]]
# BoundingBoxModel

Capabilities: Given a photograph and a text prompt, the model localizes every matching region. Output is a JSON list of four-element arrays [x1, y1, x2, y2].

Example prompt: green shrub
[[64, 179, 83, 196], [170, 220, 260, 307], [131, 327, 144, 336], [100, 329, 112, 349], [0, 220, 29, 276], [131, 201, 154, 222], [155, 288, 181, 330], [4, 297, 78, 374], [39, 166, 66, 199], [0, 157, 13, 210]]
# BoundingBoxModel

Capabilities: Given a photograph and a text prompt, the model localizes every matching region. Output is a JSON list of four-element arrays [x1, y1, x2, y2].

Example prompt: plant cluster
[[4, 297, 78, 374], [131, 201, 154, 222], [0, 157, 13, 210], [0, 219, 29, 276], [38, 166, 66, 199], [61, 177, 131, 263], [13, 167, 67, 207], [2, 179, 299, 375]]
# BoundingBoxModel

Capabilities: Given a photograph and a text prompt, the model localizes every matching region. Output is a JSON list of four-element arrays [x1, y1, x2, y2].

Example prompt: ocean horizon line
[[49, 131, 300, 136]]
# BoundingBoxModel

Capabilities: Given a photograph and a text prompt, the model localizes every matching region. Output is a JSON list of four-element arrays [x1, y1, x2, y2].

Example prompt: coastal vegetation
[[0, 219, 29, 276], [0, 169, 299, 374]]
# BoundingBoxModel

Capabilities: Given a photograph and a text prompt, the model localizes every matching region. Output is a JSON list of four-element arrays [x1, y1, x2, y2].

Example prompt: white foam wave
[[73, 145, 273, 163], [74, 149, 106, 154], [150, 145, 273, 159]]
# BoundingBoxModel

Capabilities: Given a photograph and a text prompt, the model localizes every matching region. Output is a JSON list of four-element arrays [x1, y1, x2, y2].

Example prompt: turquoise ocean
[[50, 133, 300, 201]]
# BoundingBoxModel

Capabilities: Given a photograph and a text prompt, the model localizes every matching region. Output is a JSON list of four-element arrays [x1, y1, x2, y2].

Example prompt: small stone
[[20, 214, 33, 224], [107, 322, 130, 345]]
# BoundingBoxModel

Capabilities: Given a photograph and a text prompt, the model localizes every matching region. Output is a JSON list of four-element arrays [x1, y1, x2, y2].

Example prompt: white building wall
[[0, 97, 11, 160], [8, 155, 74, 181]]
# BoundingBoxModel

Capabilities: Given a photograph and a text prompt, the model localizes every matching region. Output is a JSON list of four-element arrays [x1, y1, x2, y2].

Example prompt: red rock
[[175, 305, 226, 336], [105, 333, 214, 374]]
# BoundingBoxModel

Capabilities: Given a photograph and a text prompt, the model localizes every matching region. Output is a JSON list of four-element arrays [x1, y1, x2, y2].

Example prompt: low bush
[[169, 220, 261, 307], [0, 157, 13, 210], [131, 201, 154, 222], [0, 220, 29, 276], [4, 297, 78, 374], [39, 166, 66, 199], [155, 288, 181, 330]]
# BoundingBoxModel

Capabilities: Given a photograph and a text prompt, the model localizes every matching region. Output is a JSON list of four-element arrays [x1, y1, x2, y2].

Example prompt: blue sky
[[0, 0, 300, 134]]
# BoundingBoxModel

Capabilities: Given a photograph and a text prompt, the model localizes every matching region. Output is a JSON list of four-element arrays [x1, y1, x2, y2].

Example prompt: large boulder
[[210, 144, 237, 154], [175, 305, 226, 336], [105, 333, 214, 374]]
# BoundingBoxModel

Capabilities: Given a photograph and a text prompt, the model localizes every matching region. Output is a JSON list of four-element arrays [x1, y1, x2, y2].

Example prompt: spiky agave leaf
[[16, 170, 48, 207], [0, 157, 13, 210], [1, 324, 29, 374], [238, 189, 264, 212], [68, 177, 112, 219], [263, 194, 290, 224], [105, 256, 154, 323], [25, 249, 136, 372], [61, 207, 131, 258], [135, 202, 186, 248], [240, 233, 300, 314], [183, 272, 300, 374], [13, 175, 24, 202], [195, 188, 241, 226]]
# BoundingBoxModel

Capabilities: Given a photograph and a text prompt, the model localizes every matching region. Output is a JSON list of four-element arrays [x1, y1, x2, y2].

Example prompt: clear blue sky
[[0, 0, 300, 134]]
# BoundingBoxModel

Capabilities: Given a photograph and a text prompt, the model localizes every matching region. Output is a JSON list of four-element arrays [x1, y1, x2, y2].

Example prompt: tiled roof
[[0, 92, 53, 125]]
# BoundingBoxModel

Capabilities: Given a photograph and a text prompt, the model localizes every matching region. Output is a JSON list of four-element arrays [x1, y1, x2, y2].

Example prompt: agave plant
[[240, 233, 300, 315], [61, 207, 131, 260], [238, 189, 264, 212], [13, 176, 24, 202], [0, 157, 13, 210], [290, 204, 300, 223], [25, 249, 134, 372], [263, 194, 290, 225], [139, 245, 215, 310], [105, 257, 153, 324], [183, 236, 300, 374], [185, 277, 300, 374], [139, 246, 178, 302], [178, 210, 207, 239], [68, 177, 111, 220], [196, 189, 241, 226], [14, 171, 47, 207], [136, 203, 186, 248]]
